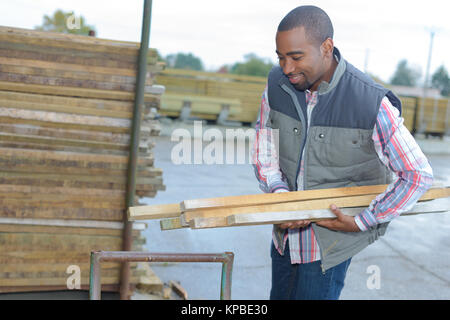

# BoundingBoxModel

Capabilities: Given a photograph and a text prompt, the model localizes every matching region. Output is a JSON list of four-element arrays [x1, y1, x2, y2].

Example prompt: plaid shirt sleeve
[[354, 96, 434, 231], [251, 86, 290, 193]]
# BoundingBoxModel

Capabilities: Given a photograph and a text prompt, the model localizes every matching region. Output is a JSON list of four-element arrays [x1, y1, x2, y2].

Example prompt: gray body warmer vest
[[266, 50, 402, 271]]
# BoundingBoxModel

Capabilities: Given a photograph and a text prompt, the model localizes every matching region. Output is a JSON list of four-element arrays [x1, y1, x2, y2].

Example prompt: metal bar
[[445, 99, 450, 135], [89, 251, 102, 300], [431, 97, 438, 131], [220, 252, 234, 300], [90, 251, 234, 300], [411, 96, 419, 136], [120, 0, 153, 300]]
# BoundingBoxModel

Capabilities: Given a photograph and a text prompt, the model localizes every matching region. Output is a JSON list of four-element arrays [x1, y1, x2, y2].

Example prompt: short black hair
[[277, 5, 334, 45]]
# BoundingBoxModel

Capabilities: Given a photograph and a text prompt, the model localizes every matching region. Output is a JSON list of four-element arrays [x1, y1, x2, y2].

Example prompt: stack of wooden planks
[[415, 97, 450, 134], [156, 68, 265, 123], [156, 68, 450, 136], [160, 93, 241, 121], [128, 185, 450, 230], [0, 26, 165, 293]]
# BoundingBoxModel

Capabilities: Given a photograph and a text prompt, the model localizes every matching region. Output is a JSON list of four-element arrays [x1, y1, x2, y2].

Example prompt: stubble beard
[[293, 80, 312, 91]]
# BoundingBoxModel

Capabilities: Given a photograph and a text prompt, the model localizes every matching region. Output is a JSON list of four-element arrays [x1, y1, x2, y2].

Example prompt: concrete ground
[[142, 120, 450, 300]]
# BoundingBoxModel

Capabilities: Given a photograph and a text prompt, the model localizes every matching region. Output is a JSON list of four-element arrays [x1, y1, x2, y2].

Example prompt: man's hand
[[316, 204, 360, 232], [278, 220, 311, 229]]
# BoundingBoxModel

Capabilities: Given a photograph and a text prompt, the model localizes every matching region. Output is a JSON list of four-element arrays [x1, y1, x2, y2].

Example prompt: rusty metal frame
[[90, 251, 234, 300]]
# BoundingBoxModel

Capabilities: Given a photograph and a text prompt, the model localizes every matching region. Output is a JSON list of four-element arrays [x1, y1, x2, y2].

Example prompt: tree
[[34, 9, 96, 36], [165, 53, 204, 71], [390, 59, 421, 87], [431, 65, 450, 96], [230, 53, 274, 77]]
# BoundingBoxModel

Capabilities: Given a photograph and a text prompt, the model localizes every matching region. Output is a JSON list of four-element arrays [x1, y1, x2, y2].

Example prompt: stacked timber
[[156, 68, 450, 135], [155, 68, 265, 123], [0, 26, 165, 293], [128, 185, 450, 230], [415, 97, 450, 134]]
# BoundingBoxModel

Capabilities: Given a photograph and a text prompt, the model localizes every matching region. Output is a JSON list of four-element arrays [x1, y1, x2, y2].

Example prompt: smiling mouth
[[288, 73, 304, 84]]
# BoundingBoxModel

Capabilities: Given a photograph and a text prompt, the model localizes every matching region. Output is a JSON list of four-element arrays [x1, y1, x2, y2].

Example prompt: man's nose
[[282, 59, 295, 75]]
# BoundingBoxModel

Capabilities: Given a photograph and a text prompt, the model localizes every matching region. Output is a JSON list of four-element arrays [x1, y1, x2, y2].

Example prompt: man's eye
[[277, 56, 284, 61], [292, 56, 302, 61]]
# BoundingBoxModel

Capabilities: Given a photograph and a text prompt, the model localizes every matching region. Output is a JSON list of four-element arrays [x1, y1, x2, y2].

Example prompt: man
[[252, 5, 433, 300]]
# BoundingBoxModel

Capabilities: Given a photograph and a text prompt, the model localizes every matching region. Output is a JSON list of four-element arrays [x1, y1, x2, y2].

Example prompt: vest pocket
[[305, 126, 387, 189], [267, 109, 304, 189], [308, 126, 373, 166]]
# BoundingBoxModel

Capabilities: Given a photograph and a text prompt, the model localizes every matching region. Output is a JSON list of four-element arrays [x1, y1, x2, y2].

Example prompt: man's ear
[[320, 38, 334, 57]]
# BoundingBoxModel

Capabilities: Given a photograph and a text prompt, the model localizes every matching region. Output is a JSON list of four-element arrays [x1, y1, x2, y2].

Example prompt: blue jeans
[[270, 240, 352, 300]]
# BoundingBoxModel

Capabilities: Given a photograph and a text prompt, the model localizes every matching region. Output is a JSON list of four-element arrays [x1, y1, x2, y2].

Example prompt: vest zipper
[[279, 84, 307, 189], [280, 83, 330, 274]]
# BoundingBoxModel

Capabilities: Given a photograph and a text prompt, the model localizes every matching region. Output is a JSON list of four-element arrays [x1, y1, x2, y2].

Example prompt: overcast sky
[[1, 0, 449, 83]]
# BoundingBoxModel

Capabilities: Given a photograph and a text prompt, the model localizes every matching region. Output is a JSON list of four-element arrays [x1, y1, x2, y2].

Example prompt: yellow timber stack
[[156, 68, 450, 136], [0, 26, 165, 293]]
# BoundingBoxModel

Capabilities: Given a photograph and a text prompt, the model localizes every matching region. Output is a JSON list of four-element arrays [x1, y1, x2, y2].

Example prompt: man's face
[[275, 27, 327, 91]]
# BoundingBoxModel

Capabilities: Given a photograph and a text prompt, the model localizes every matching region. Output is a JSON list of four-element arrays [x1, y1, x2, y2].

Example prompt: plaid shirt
[[252, 86, 434, 264]]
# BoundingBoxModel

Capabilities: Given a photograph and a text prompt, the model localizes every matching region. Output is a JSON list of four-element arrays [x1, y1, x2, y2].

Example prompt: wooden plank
[[169, 280, 188, 300], [134, 186, 449, 222], [159, 217, 189, 230], [0, 90, 157, 113], [189, 217, 227, 229], [0, 224, 141, 236], [0, 217, 146, 230], [0, 154, 156, 176], [226, 198, 450, 227], [0, 184, 125, 197], [181, 184, 390, 211], [0, 107, 131, 129], [0, 262, 129, 273], [0, 71, 140, 92], [0, 275, 140, 287], [0, 196, 124, 208], [0, 63, 143, 86], [0, 171, 161, 185], [0, 250, 147, 264], [0, 81, 160, 102], [0, 56, 138, 77], [0, 124, 143, 145], [0, 132, 136, 151], [136, 262, 164, 293], [0, 148, 154, 171], [159, 68, 267, 84], [0, 147, 154, 166], [0, 263, 142, 280], [184, 187, 450, 222], [0, 142, 149, 157], [0, 37, 157, 63], [0, 234, 145, 252], [0, 283, 134, 293], [0, 26, 144, 56], [128, 203, 181, 221], [0, 176, 160, 193], [183, 194, 378, 222], [0, 45, 139, 70], [0, 97, 136, 119], [0, 266, 145, 279], [0, 206, 125, 221]]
